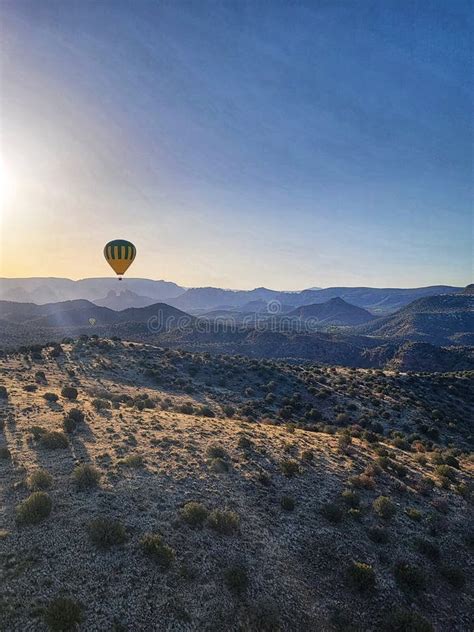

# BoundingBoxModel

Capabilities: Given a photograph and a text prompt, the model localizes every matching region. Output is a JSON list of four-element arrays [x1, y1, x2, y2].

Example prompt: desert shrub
[[237, 435, 253, 450], [280, 496, 295, 511], [443, 454, 460, 469], [35, 370, 47, 383], [140, 533, 175, 569], [24, 384, 38, 392], [321, 502, 343, 524], [206, 445, 228, 459], [180, 501, 209, 527], [16, 492, 52, 525], [0, 385, 8, 399], [405, 508, 422, 522], [301, 449, 314, 462], [381, 609, 433, 632], [179, 403, 194, 415], [66, 408, 85, 424], [338, 433, 352, 451], [61, 386, 78, 400], [373, 496, 396, 520], [222, 405, 235, 417], [349, 474, 375, 489], [40, 431, 68, 449], [88, 517, 127, 547], [394, 561, 426, 591], [435, 464, 456, 481], [44, 597, 83, 631], [43, 392, 59, 403], [27, 469, 53, 491], [119, 454, 144, 468], [92, 398, 111, 411], [62, 416, 77, 433], [414, 537, 439, 560], [0, 446, 11, 460], [207, 509, 240, 535], [440, 565, 465, 589], [368, 526, 389, 544], [245, 598, 280, 631], [209, 457, 228, 473], [73, 464, 100, 490], [224, 564, 249, 593], [347, 561, 376, 591], [341, 489, 360, 508], [280, 458, 299, 476], [199, 405, 215, 418]]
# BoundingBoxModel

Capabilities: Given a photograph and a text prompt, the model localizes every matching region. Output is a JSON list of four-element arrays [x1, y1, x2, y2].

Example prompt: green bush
[[0, 446, 11, 460], [368, 526, 389, 544], [40, 431, 68, 449], [237, 435, 253, 450], [405, 507, 422, 522], [16, 492, 52, 525], [394, 561, 426, 591], [224, 564, 249, 593], [92, 398, 111, 411], [43, 392, 59, 403], [180, 501, 209, 527], [347, 561, 376, 591], [206, 445, 228, 459], [140, 533, 175, 569], [414, 537, 439, 560], [63, 408, 84, 433], [119, 454, 144, 468], [72, 464, 100, 490], [440, 565, 465, 589], [67, 408, 85, 423], [435, 464, 456, 481], [341, 489, 360, 508], [280, 496, 295, 511], [27, 469, 53, 491], [280, 458, 299, 476], [381, 609, 433, 632], [373, 496, 396, 520], [199, 405, 215, 418], [88, 517, 127, 547], [44, 597, 83, 631], [207, 509, 240, 535], [320, 502, 343, 524], [210, 457, 229, 473], [61, 386, 78, 400]]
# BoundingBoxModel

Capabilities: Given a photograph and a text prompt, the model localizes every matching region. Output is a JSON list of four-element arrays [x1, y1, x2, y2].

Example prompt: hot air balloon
[[104, 239, 136, 280]]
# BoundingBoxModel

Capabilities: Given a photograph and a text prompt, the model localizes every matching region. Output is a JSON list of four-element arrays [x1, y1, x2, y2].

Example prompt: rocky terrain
[[0, 337, 472, 631]]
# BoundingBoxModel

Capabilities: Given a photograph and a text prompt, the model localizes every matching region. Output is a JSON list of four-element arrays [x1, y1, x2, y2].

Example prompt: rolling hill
[[288, 297, 375, 326], [357, 294, 474, 345], [0, 339, 472, 631]]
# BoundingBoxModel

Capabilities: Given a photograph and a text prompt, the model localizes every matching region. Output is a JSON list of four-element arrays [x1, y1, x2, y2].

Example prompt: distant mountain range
[[0, 278, 184, 305], [0, 278, 463, 314], [0, 287, 472, 372]]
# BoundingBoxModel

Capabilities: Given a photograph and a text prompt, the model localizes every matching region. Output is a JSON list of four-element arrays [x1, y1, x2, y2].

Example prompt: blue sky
[[1, 0, 472, 289]]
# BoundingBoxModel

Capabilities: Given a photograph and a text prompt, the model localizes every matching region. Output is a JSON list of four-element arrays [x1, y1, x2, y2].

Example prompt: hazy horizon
[[0, 274, 467, 294], [1, 1, 472, 289]]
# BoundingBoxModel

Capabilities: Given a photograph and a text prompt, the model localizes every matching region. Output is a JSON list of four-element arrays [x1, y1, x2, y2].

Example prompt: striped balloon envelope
[[104, 239, 136, 279]]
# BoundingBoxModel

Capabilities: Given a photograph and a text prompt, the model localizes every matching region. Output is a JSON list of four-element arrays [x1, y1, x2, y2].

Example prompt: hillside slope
[[357, 295, 474, 345], [288, 297, 375, 325], [0, 339, 472, 631]]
